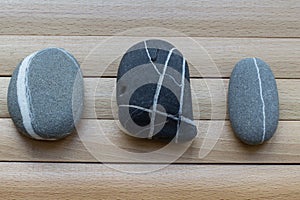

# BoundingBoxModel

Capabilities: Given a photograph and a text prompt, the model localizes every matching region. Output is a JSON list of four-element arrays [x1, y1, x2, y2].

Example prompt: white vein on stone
[[175, 58, 186, 143], [148, 47, 176, 139], [16, 48, 78, 141], [119, 104, 195, 126], [165, 73, 182, 87], [253, 57, 266, 144], [144, 41, 181, 87], [17, 51, 44, 140], [144, 41, 161, 75]]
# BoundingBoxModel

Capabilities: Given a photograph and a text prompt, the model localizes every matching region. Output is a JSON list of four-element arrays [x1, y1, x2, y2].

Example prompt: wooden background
[[0, 0, 299, 199]]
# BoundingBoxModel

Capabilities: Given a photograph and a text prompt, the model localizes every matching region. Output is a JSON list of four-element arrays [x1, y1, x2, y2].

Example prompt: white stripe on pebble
[[119, 104, 195, 126], [144, 41, 161, 75], [148, 47, 176, 139], [253, 57, 266, 144], [17, 51, 44, 140], [175, 57, 186, 143], [17, 48, 79, 140]]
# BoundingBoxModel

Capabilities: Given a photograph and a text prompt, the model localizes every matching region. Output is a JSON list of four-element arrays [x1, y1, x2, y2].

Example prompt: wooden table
[[0, 0, 299, 199]]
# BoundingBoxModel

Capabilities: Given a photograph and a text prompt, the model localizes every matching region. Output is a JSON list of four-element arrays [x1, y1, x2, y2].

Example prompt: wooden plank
[[0, 163, 299, 199], [0, 0, 299, 37], [1, 78, 299, 120], [0, 119, 299, 163], [88, 78, 300, 120], [0, 1, 298, 198], [0, 36, 299, 78]]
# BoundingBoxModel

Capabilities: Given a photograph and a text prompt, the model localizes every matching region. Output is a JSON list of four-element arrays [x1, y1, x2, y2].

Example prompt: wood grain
[[0, 163, 299, 200], [0, 119, 299, 163], [0, 0, 299, 198], [0, 36, 299, 78], [0, 0, 299, 37], [1, 77, 299, 120]]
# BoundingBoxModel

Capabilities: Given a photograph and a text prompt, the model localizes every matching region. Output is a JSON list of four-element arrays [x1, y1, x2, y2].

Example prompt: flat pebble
[[116, 39, 197, 143], [228, 58, 279, 145], [7, 48, 84, 140]]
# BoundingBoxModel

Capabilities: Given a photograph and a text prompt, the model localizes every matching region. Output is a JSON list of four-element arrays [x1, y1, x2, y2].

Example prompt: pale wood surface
[[0, 0, 299, 199], [0, 0, 299, 37], [0, 163, 299, 200], [0, 36, 299, 78], [0, 119, 299, 163]]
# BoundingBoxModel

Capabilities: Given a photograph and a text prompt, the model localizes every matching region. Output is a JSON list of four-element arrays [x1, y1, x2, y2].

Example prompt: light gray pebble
[[7, 48, 84, 140], [228, 58, 279, 145]]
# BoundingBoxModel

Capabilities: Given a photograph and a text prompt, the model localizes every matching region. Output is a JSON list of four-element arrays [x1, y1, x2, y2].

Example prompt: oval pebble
[[7, 48, 84, 140], [116, 39, 197, 143], [228, 58, 279, 145]]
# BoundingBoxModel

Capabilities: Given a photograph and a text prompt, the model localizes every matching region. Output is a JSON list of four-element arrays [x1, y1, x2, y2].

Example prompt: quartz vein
[[175, 57, 186, 143], [119, 104, 195, 126], [253, 57, 266, 144], [148, 47, 176, 139]]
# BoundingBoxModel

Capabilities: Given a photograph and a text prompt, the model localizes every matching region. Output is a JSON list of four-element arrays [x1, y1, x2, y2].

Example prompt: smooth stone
[[228, 58, 279, 145], [116, 39, 197, 143], [7, 48, 84, 140]]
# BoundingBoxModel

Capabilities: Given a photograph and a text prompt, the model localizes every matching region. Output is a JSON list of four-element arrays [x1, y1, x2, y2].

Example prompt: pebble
[[116, 39, 197, 143], [228, 58, 279, 145], [7, 48, 84, 140]]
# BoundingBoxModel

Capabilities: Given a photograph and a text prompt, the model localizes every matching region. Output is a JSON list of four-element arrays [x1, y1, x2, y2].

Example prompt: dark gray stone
[[228, 58, 279, 145], [116, 39, 197, 143], [7, 48, 84, 140]]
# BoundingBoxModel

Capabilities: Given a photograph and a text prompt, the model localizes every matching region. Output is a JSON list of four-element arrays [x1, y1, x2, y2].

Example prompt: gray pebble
[[228, 58, 279, 145], [7, 48, 84, 140]]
